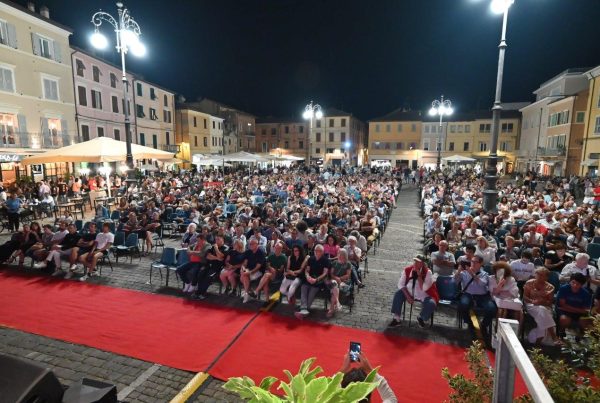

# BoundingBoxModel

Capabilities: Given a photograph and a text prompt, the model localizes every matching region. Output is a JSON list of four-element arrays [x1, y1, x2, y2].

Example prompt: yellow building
[[175, 105, 215, 167], [580, 66, 600, 175], [469, 111, 521, 173], [368, 110, 422, 169], [0, 1, 76, 182]]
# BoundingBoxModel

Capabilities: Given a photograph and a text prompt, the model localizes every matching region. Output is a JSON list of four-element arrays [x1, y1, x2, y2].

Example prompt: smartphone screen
[[349, 341, 361, 362]]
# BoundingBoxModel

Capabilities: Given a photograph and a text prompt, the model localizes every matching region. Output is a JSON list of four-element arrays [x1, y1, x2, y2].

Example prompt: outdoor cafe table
[[56, 202, 83, 220]]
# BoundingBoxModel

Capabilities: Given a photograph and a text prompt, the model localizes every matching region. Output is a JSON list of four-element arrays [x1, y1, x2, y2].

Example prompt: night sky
[[26, 0, 600, 120]]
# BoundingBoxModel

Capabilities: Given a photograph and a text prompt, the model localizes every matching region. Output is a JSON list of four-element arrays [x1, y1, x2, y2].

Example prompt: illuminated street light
[[303, 101, 323, 163], [429, 95, 453, 170], [91, 2, 146, 185]]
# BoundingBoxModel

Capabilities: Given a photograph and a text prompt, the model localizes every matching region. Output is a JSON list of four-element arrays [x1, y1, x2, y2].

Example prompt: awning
[[442, 154, 476, 163]]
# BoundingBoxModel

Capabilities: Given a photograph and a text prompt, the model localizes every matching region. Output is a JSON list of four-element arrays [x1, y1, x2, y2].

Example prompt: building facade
[[255, 118, 308, 159], [0, 1, 76, 182], [131, 78, 176, 153], [310, 108, 366, 166], [368, 110, 422, 169], [517, 69, 589, 176], [580, 65, 600, 176], [71, 47, 135, 144]]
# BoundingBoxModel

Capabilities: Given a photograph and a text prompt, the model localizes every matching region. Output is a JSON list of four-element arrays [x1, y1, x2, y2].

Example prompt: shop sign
[[0, 154, 21, 162]]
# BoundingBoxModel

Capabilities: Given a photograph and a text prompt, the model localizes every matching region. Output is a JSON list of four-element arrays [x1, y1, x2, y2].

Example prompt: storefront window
[[0, 113, 17, 146], [44, 162, 69, 182]]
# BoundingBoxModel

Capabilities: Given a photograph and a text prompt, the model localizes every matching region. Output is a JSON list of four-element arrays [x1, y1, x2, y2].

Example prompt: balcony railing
[[0, 132, 76, 149], [537, 147, 565, 157], [160, 144, 180, 153]]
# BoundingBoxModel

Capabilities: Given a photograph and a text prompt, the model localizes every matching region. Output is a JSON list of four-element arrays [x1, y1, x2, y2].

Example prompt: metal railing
[[493, 319, 553, 403]]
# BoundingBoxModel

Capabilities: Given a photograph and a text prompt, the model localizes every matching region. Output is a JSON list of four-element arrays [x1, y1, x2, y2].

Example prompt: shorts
[[558, 310, 582, 322], [249, 271, 262, 281]]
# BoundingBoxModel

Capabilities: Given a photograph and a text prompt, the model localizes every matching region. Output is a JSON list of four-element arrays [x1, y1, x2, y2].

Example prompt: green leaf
[[340, 382, 379, 402], [223, 378, 260, 400], [299, 358, 316, 376], [283, 369, 294, 383], [304, 366, 323, 383], [320, 372, 344, 402], [305, 377, 329, 402], [258, 376, 279, 391], [364, 368, 379, 384], [291, 373, 307, 400], [250, 386, 282, 403], [278, 381, 294, 400]]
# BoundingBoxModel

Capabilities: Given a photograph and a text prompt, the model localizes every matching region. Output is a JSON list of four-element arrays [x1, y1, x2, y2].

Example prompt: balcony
[[0, 132, 76, 149], [537, 147, 565, 157], [160, 144, 180, 153]]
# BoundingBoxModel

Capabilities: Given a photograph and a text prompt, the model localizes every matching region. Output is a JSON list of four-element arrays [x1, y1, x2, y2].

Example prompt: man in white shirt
[[389, 255, 436, 328], [79, 222, 114, 281], [560, 253, 599, 291], [510, 249, 535, 283]]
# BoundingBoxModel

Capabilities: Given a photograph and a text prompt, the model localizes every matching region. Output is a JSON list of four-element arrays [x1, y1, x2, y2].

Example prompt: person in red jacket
[[388, 254, 438, 328]]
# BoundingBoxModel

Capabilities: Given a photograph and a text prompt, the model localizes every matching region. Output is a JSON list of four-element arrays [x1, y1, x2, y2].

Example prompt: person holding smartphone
[[339, 352, 397, 403]]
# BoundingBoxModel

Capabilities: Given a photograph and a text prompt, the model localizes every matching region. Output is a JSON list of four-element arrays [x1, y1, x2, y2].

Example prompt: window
[[315, 147, 321, 154], [424, 126, 430, 134], [411, 124, 416, 132], [375, 124, 380, 132], [92, 66, 100, 82], [457, 125, 463, 133], [114, 129, 120, 141], [111, 96, 119, 113], [262, 142, 267, 152], [547, 134, 566, 149], [152, 134, 157, 149], [299, 126, 304, 133], [316, 120, 321, 128], [203, 119, 207, 129], [149, 108, 158, 120], [465, 125, 471, 133], [203, 137, 208, 147], [423, 141, 429, 151], [81, 125, 90, 141], [299, 140, 304, 149], [42, 76, 59, 100], [450, 125, 456, 133], [38, 36, 52, 59], [193, 117, 197, 127], [479, 124, 491, 133], [436, 141, 442, 151], [47, 118, 60, 146], [409, 142, 416, 150], [284, 140, 289, 149], [386, 124, 391, 132], [166, 132, 170, 145], [341, 118, 346, 127], [150, 87, 156, 100], [97, 127, 104, 137], [397, 142, 404, 150], [463, 142, 469, 151], [340, 132, 346, 142], [329, 119, 334, 127], [91, 90, 102, 109], [327, 148, 335, 153], [316, 132, 321, 142], [397, 124, 403, 132], [576, 111, 585, 124], [110, 73, 117, 88], [270, 128, 276, 135], [213, 121, 216, 129], [479, 141, 488, 151], [136, 105, 145, 118], [0, 66, 15, 92], [77, 86, 87, 106], [449, 142, 455, 151], [136, 82, 142, 96], [500, 141, 511, 152], [284, 126, 289, 134], [329, 132, 334, 142], [548, 111, 570, 127], [164, 94, 168, 107], [75, 59, 85, 77], [194, 136, 198, 147]]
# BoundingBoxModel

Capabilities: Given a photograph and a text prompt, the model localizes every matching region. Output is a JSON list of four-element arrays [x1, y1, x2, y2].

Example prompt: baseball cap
[[413, 254, 426, 262]]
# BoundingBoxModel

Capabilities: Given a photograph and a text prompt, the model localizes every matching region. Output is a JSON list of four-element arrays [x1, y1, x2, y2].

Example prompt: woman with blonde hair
[[523, 267, 561, 345]]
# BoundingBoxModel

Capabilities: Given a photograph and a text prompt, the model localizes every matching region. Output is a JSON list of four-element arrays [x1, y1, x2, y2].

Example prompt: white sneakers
[[70, 264, 79, 272], [34, 261, 48, 269], [183, 283, 191, 292], [79, 274, 88, 282], [241, 291, 250, 303]]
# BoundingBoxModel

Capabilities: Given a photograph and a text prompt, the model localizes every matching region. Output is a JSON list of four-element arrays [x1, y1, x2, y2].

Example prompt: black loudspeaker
[[62, 378, 117, 403], [0, 354, 64, 403]]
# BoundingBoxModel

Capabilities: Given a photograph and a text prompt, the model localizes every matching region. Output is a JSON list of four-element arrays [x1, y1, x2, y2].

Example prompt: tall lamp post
[[90, 2, 146, 184], [483, 0, 514, 213], [429, 95, 453, 170], [303, 101, 323, 166]]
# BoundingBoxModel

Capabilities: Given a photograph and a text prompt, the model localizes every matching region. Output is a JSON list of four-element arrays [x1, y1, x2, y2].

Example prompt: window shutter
[[17, 114, 28, 147], [60, 119, 69, 145], [31, 33, 40, 55], [53, 41, 61, 63], [41, 117, 51, 147], [43, 79, 51, 99], [7, 23, 17, 48]]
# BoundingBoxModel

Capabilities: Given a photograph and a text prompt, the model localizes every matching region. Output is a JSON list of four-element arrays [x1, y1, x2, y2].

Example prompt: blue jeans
[[176, 262, 203, 285], [458, 293, 497, 328], [391, 290, 436, 321]]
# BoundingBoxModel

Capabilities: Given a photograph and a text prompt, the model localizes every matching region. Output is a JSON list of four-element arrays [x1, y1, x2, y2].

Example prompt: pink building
[[71, 47, 136, 143]]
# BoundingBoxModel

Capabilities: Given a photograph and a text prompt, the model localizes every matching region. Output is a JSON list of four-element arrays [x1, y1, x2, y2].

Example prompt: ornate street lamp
[[429, 95, 453, 170], [303, 101, 323, 165]]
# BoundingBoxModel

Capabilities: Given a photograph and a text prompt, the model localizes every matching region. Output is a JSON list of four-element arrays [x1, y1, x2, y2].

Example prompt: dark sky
[[30, 0, 600, 120]]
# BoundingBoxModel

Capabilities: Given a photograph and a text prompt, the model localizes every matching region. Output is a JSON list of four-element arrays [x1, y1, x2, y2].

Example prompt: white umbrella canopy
[[22, 137, 175, 164], [223, 151, 268, 163], [441, 154, 476, 163]]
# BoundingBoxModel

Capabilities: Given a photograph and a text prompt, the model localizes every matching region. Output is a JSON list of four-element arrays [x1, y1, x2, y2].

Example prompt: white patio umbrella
[[22, 137, 175, 164], [223, 151, 269, 163], [441, 155, 476, 163]]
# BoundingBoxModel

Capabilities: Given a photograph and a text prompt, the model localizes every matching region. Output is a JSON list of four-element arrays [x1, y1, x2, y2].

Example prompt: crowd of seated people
[[417, 169, 600, 345], [0, 166, 398, 319]]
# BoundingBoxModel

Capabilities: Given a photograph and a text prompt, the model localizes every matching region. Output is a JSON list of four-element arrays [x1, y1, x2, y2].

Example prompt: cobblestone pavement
[[0, 184, 471, 402]]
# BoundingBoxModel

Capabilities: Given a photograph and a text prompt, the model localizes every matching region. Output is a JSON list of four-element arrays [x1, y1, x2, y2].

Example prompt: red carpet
[[0, 271, 255, 372], [209, 313, 473, 403]]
